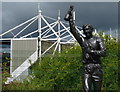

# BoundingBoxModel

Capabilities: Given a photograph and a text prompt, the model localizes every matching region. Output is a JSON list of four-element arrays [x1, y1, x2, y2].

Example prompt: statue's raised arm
[[64, 6, 84, 47]]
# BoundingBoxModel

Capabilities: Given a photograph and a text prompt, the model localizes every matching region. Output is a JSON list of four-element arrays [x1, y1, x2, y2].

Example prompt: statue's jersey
[[81, 36, 105, 64]]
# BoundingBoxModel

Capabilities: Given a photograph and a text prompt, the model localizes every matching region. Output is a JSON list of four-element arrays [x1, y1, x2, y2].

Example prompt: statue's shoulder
[[94, 36, 103, 42]]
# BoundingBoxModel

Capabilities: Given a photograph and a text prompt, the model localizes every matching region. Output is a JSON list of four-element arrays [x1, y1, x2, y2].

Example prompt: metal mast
[[58, 10, 61, 53], [38, 3, 42, 58], [110, 28, 112, 38], [115, 30, 118, 42], [73, 11, 75, 22]]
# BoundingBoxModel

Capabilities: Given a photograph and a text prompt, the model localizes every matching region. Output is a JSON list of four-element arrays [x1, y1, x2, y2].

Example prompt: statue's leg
[[82, 68, 92, 92], [92, 67, 103, 92]]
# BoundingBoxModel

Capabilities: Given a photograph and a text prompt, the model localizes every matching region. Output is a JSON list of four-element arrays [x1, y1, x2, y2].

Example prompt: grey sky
[[2, 2, 118, 37], [1, 0, 119, 2]]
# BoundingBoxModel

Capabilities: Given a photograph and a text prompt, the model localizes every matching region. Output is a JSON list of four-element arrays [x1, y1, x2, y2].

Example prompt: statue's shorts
[[82, 63, 103, 92]]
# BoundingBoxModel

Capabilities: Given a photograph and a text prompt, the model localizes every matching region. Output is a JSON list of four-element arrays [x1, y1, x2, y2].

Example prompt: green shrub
[[2, 33, 119, 91]]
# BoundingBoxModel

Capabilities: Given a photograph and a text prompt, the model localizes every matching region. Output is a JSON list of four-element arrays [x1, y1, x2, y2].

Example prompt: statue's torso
[[82, 36, 101, 64]]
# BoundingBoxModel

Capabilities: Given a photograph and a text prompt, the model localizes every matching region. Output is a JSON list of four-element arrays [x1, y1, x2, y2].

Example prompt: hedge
[[2, 33, 119, 91]]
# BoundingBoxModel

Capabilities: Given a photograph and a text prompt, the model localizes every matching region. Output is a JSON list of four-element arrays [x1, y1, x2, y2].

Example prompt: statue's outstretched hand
[[64, 5, 74, 21]]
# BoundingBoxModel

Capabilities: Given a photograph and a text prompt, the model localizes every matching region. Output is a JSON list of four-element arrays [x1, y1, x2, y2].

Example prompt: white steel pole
[[10, 39, 13, 75], [103, 32, 105, 37], [14, 18, 38, 38], [38, 3, 42, 59], [73, 11, 75, 22], [110, 28, 112, 38], [0, 16, 38, 37], [116, 30, 118, 42], [58, 10, 61, 53]]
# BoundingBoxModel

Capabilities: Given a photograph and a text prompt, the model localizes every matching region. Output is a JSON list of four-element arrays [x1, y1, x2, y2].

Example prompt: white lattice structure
[[1, 9, 87, 84], [0, 10, 86, 55]]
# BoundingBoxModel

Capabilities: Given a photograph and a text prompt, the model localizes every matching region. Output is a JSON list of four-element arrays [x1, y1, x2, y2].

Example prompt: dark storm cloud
[[2, 2, 118, 36], [2, 2, 38, 31], [50, 2, 118, 31]]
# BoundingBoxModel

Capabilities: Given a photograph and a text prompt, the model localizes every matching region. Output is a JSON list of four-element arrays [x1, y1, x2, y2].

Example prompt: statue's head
[[82, 24, 94, 39]]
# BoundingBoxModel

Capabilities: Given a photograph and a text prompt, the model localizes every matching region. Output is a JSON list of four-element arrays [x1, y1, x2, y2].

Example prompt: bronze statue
[[64, 6, 106, 92]]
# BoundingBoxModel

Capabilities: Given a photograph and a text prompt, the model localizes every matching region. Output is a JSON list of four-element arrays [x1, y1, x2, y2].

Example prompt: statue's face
[[84, 29, 93, 38], [83, 24, 93, 39]]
